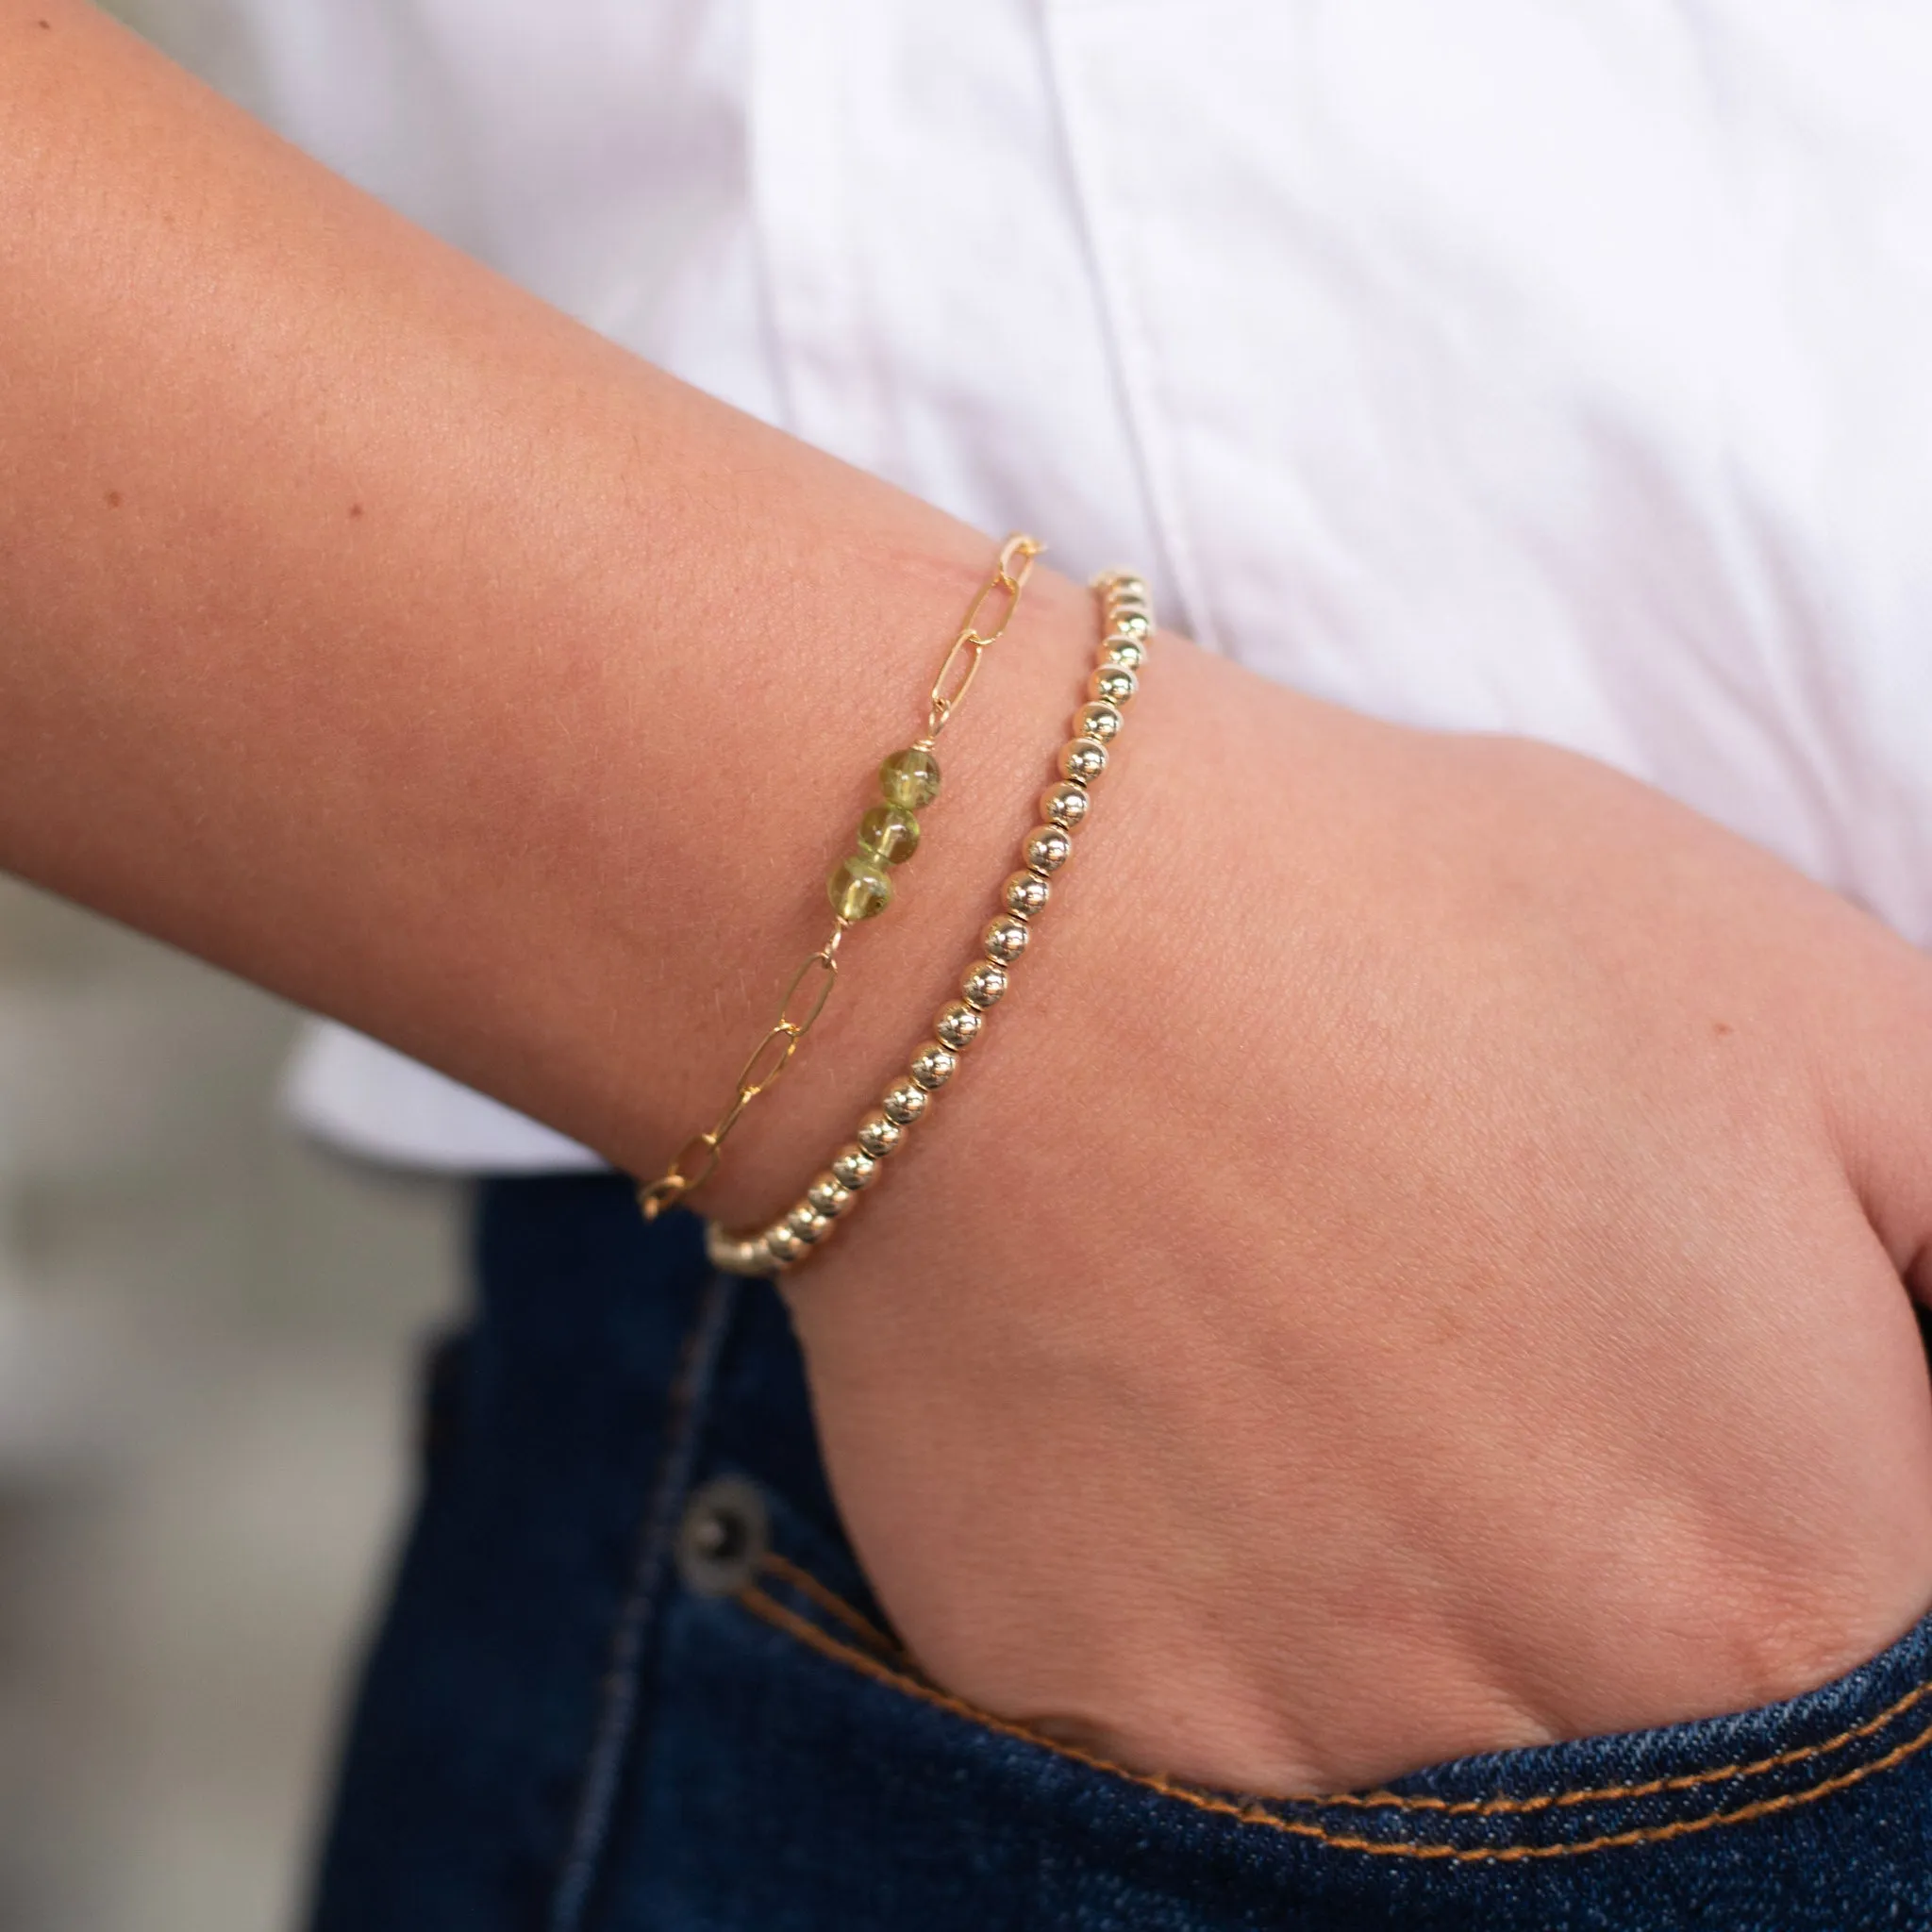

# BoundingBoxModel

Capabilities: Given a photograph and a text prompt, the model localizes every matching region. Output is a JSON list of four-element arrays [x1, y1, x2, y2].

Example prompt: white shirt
[[245, 0, 1932, 1170]]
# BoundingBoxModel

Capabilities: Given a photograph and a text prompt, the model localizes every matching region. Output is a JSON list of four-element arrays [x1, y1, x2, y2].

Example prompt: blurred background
[[0, 14, 469, 1923], [8, 7, 475, 1927], [0, 875, 461, 1932]]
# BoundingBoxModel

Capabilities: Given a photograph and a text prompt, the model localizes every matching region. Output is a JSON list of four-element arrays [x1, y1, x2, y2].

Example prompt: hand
[[780, 639, 1932, 1794]]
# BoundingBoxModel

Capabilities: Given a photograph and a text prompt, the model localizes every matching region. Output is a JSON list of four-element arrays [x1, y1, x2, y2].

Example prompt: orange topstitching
[[735, 1575, 1932, 1861], [758, 1551, 903, 1657]]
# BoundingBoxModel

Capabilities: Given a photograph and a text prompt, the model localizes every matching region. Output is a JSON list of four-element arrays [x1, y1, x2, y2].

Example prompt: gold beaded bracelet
[[636, 535, 1045, 1223], [704, 568, 1154, 1277]]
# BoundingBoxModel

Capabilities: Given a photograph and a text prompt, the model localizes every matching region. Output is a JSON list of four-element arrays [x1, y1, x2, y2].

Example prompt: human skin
[[4, 0, 1932, 1793]]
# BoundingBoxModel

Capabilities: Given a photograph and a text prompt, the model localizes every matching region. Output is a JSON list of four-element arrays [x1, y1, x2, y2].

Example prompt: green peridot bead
[[878, 746, 941, 810], [858, 803, 921, 866], [829, 853, 893, 922]]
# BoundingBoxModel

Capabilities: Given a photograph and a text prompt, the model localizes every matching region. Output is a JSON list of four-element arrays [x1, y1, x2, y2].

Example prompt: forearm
[[0, 0, 1100, 1198]]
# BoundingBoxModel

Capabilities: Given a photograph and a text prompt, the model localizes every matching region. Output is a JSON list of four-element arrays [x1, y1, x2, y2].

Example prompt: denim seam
[[1303, 1674, 1932, 1815], [736, 1572, 1932, 1861], [545, 1269, 741, 1932], [759, 1550, 905, 1658]]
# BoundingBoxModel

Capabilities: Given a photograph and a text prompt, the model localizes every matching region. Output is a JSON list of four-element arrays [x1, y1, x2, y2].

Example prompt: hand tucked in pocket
[[780, 639, 1932, 1795]]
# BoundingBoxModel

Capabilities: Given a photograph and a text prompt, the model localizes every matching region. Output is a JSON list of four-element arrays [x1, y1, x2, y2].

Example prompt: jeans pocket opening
[[734, 1545, 1932, 1863]]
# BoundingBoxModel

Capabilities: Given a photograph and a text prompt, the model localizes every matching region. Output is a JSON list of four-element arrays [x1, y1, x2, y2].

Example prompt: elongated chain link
[[637, 535, 1044, 1222], [918, 533, 1043, 744], [635, 932, 845, 1219]]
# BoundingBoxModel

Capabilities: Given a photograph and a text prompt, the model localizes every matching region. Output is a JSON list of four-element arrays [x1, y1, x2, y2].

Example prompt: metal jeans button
[[675, 1474, 770, 1596]]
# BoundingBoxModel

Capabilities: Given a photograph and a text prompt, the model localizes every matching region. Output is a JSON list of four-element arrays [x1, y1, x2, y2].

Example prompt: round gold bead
[[828, 853, 893, 922], [935, 1001, 984, 1051], [1110, 608, 1151, 639], [1103, 633, 1147, 671], [1024, 824, 1073, 875], [962, 960, 1008, 1010], [1090, 663, 1138, 707], [705, 1224, 771, 1275], [765, 1224, 806, 1265], [830, 1144, 880, 1191], [982, 914, 1030, 965], [1004, 870, 1051, 918], [878, 746, 941, 810], [856, 1110, 905, 1158], [1059, 738, 1108, 786], [787, 1202, 834, 1244], [1074, 700, 1124, 744], [807, 1174, 855, 1218], [882, 1079, 929, 1125], [857, 803, 921, 866], [1039, 781, 1091, 831], [909, 1041, 958, 1090]]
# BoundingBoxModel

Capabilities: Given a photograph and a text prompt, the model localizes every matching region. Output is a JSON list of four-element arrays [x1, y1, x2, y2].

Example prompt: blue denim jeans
[[308, 1174, 1932, 1929]]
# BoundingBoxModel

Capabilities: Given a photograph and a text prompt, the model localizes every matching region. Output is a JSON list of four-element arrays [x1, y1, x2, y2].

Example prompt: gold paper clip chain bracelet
[[637, 535, 1045, 1223]]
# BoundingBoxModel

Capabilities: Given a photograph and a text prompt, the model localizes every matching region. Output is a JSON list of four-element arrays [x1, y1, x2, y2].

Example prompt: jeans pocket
[[1353, 1607, 1932, 1858], [675, 1493, 1932, 1930]]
